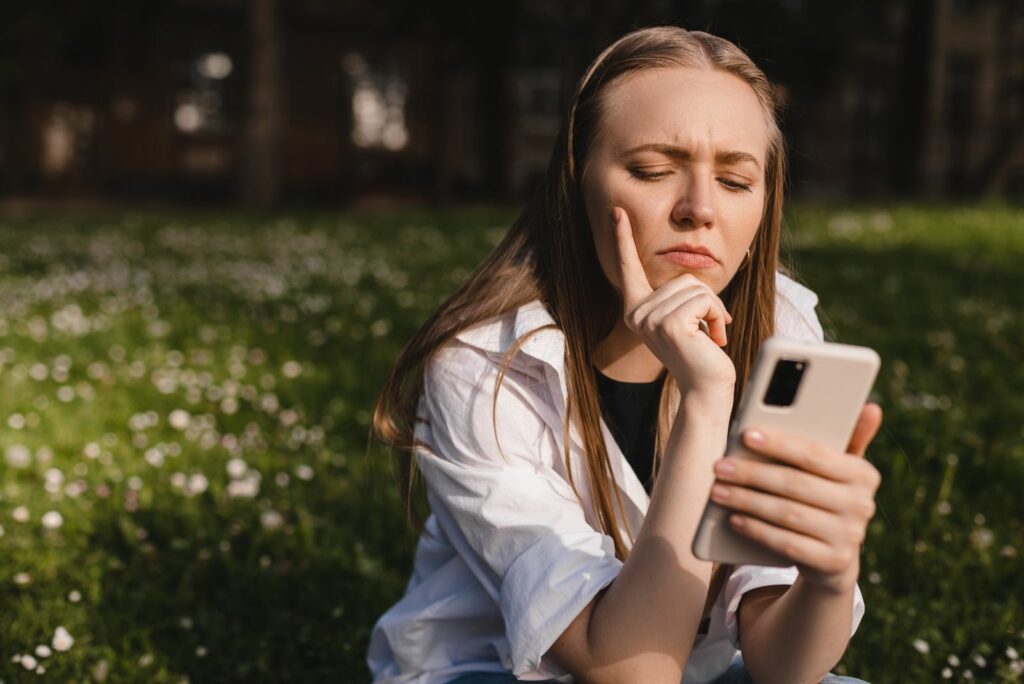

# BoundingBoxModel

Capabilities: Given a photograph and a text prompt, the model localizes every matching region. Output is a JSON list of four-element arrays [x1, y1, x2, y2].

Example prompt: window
[[341, 52, 409, 151], [174, 52, 234, 135]]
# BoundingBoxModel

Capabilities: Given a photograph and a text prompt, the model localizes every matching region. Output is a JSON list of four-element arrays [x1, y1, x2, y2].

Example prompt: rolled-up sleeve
[[722, 564, 867, 649], [414, 344, 623, 677]]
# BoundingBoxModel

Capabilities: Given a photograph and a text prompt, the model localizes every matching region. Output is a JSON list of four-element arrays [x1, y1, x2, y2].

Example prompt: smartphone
[[691, 336, 881, 566]]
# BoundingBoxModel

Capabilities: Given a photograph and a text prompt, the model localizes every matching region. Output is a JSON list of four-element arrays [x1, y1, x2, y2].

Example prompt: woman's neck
[[592, 319, 665, 383]]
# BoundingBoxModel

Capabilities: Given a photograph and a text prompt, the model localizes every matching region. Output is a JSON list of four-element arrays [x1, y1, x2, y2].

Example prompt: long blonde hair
[[371, 25, 788, 616]]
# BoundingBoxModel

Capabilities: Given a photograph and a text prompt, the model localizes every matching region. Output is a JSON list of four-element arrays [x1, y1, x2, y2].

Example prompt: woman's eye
[[628, 169, 669, 182], [719, 178, 753, 192]]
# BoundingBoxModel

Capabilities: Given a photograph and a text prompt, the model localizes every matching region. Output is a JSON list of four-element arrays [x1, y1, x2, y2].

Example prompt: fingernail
[[715, 459, 735, 475], [745, 429, 765, 445], [711, 484, 730, 499]]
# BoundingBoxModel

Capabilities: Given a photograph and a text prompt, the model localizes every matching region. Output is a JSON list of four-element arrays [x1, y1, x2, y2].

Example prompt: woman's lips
[[661, 251, 717, 269]]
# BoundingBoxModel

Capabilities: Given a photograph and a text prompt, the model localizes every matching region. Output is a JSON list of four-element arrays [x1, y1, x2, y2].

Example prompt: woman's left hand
[[709, 402, 884, 594]]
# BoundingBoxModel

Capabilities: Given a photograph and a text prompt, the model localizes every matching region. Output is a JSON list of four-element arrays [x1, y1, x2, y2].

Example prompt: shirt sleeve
[[414, 342, 623, 678], [722, 564, 867, 650]]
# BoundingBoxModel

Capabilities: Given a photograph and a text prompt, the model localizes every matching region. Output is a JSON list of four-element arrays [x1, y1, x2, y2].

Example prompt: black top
[[592, 364, 665, 494]]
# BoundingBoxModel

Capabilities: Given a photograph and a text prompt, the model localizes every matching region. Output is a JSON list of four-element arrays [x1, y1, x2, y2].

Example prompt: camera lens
[[763, 358, 807, 407]]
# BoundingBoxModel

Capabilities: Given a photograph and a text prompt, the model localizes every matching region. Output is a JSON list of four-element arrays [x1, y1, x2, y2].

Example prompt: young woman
[[367, 25, 883, 684]]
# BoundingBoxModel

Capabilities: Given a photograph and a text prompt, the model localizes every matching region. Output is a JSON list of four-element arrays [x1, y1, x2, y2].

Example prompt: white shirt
[[367, 271, 865, 684]]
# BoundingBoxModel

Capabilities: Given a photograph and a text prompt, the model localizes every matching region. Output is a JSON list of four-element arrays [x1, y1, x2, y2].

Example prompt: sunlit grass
[[0, 203, 1020, 682]]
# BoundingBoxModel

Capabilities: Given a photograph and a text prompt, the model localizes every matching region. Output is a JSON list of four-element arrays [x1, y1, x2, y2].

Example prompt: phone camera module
[[763, 358, 807, 407]]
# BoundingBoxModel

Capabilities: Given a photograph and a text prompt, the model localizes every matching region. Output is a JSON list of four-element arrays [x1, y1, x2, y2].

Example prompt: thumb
[[847, 402, 883, 457]]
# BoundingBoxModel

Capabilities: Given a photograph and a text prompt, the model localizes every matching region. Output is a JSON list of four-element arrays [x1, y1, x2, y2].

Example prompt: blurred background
[[2, 0, 1023, 209], [0, 1, 1022, 683]]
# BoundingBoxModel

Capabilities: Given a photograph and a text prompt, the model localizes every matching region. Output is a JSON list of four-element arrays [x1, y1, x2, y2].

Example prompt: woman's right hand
[[611, 206, 737, 401]]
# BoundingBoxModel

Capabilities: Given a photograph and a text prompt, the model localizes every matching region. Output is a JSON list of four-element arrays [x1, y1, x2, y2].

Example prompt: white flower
[[144, 447, 165, 467], [227, 473, 260, 498], [260, 510, 284, 530], [169, 409, 191, 430], [948, 655, 960, 666], [971, 654, 986, 668], [21, 654, 37, 670], [68, 590, 82, 603], [195, 646, 207, 657], [1007, 646, 1020, 661], [912, 638, 930, 655], [44, 468, 65, 493], [226, 458, 248, 479], [281, 360, 302, 378], [294, 464, 314, 481], [34, 644, 52, 658], [186, 473, 209, 496], [52, 626, 74, 651], [6, 444, 31, 468], [41, 511, 63, 530], [12, 506, 30, 523], [941, 667, 952, 679], [14, 572, 31, 585]]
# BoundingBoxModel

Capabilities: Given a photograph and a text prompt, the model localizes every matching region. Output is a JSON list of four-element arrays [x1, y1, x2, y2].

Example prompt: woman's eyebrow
[[621, 143, 761, 171]]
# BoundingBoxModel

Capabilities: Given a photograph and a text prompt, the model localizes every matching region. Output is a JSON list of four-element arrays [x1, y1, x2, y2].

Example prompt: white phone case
[[691, 336, 881, 566]]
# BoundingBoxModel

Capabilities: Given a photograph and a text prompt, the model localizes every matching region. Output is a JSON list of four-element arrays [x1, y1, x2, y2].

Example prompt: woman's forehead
[[596, 66, 769, 159]]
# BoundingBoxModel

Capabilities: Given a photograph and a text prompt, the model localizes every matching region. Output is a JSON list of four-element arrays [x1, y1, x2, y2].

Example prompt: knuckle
[[782, 503, 803, 528], [865, 464, 882, 489], [845, 521, 866, 544], [855, 497, 877, 520], [834, 547, 855, 569]]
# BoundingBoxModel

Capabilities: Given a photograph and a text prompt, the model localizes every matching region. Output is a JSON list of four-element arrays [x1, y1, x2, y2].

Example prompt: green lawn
[[0, 204, 1020, 682]]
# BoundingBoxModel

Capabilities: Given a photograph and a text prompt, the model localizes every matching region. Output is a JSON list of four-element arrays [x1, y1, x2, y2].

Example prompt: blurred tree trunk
[[241, 0, 283, 208]]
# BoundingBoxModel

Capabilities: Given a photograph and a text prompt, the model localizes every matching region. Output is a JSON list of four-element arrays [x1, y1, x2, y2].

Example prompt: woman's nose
[[671, 173, 715, 227]]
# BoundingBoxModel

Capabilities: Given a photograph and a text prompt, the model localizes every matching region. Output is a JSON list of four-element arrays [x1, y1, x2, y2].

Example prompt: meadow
[[0, 204, 1020, 682]]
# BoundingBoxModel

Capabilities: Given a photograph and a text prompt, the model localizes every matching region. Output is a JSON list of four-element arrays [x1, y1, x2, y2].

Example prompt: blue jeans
[[444, 656, 870, 683]]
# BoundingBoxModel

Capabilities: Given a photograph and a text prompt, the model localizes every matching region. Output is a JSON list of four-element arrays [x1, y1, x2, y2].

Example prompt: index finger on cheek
[[612, 207, 653, 308]]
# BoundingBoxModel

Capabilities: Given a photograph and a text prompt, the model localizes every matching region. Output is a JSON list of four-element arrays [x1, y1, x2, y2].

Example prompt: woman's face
[[581, 66, 769, 297]]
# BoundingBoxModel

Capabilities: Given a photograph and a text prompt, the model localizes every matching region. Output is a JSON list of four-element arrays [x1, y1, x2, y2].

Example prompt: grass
[[0, 203, 1020, 682]]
